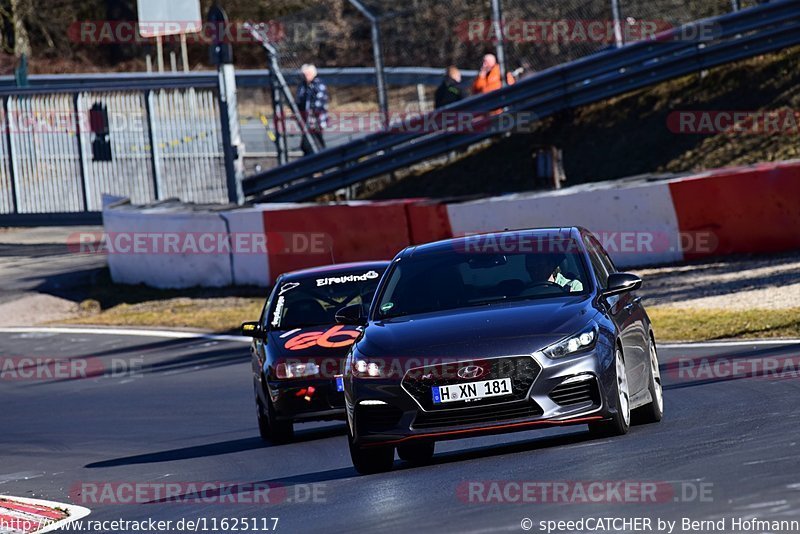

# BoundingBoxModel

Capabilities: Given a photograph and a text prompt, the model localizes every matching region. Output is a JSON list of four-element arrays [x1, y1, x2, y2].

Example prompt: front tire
[[256, 396, 294, 444], [589, 346, 631, 437], [397, 441, 435, 465], [348, 425, 394, 475], [634, 337, 664, 424]]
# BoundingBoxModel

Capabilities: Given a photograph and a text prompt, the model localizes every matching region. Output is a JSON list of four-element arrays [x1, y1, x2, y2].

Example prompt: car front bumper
[[346, 344, 620, 445], [267, 377, 346, 422]]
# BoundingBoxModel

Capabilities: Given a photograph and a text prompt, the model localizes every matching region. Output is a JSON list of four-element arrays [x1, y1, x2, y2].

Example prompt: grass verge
[[649, 307, 800, 342], [63, 297, 263, 332], [60, 293, 800, 342]]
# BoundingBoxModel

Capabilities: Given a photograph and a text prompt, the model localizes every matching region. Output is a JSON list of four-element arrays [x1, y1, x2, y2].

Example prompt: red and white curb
[[0, 496, 90, 534]]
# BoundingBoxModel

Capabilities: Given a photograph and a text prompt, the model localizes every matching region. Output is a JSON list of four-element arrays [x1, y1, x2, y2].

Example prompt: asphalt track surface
[[2, 329, 800, 533]]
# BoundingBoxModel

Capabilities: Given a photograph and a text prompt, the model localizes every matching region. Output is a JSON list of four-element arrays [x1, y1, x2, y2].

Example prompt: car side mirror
[[335, 304, 367, 326], [603, 272, 642, 298], [240, 321, 267, 340]]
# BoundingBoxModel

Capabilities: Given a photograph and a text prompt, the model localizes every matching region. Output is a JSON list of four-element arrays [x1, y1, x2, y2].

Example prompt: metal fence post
[[349, 0, 389, 128], [73, 92, 91, 211], [144, 90, 162, 201], [611, 0, 624, 48], [491, 0, 508, 85], [3, 96, 18, 214], [217, 64, 245, 205]]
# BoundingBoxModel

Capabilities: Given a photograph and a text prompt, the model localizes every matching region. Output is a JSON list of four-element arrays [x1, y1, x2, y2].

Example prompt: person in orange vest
[[472, 53, 515, 94]]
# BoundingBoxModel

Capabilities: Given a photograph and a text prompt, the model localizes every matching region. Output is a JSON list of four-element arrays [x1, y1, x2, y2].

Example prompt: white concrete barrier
[[446, 180, 683, 267], [220, 208, 271, 287], [103, 203, 234, 289]]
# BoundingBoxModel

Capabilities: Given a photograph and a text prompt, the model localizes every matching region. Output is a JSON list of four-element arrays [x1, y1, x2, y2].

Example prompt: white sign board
[[137, 0, 202, 38]]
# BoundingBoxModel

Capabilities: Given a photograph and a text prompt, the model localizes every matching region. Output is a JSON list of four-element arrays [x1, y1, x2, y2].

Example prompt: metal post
[[144, 90, 161, 201], [370, 19, 389, 125], [269, 72, 288, 165], [73, 93, 90, 211], [217, 64, 245, 205], [490, 0, 508, 85], [209, 5, 245, 204], [610, 0, 624, 48], [155, 36, 165, 72], [730, 0, 740, 11], [180, 34, 190, 72], [3, 96, 19, 214], [349, 0, 389, 128]]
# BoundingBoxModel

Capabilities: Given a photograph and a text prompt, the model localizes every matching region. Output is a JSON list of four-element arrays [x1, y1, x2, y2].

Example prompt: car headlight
[[540, 324, 598, 359], [352, 359, 383, 378], [275, 361, 320, 379]]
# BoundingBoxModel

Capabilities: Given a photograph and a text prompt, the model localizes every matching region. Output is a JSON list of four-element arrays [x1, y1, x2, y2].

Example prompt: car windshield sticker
[[279, 282, 300, 295], [284, 325, 361, 351], [271, 296, 285, 328], [380, 302, 394, 313], [316, 271, 379, 287], [279, 328, 301, 339]]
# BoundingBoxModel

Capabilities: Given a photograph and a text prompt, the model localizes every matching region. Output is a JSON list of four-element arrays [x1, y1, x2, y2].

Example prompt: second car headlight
[[540, 324, 598, 359], [275, 361, 320, 379]]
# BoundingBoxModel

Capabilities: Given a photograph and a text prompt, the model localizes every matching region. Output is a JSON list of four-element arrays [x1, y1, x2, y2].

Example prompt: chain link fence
[[239, 0, 755, 172]]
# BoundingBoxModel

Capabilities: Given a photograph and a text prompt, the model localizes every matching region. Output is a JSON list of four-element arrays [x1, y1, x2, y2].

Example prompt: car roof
[[401, 227, 585, 258], [280, 261, 391, 281]]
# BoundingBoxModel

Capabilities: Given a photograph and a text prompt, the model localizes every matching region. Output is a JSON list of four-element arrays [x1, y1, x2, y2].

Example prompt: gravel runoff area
[[637, 250, 800, 310]]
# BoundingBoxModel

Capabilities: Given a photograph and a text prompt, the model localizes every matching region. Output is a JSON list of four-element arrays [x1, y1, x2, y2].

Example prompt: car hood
[[267, 324, 363, 362], [359, 297, 596, 359]]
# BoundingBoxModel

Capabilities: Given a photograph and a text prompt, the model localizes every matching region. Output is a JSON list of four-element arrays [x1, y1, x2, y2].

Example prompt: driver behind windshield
[[525, 252, 584, 293]]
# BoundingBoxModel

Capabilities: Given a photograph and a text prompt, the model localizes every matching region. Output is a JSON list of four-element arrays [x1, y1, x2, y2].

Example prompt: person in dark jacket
[[296, 63, 329, 156], [434, 66, 464, 109]]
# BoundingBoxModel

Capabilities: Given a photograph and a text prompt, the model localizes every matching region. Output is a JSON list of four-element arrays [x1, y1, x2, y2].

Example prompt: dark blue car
[[336, 228, 663, 474]]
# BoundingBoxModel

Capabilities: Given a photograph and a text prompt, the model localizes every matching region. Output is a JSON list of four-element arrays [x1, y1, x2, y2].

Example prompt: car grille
[[402, 356, 541, 411], [412, 401, 543, 429], [356, 404, 404, 432], [549, 377, 600, 406]]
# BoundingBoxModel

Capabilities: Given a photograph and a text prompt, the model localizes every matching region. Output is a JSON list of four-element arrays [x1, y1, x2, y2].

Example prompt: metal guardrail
[[0, 68, 476, 96], [243, 0, 800, 202]]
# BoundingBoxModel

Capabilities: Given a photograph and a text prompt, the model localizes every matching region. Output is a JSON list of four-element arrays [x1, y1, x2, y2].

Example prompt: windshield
[[267, 268, 384, 330], [376, 241, 590, 319]]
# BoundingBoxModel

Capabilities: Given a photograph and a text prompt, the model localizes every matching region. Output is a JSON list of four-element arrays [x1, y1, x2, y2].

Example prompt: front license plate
[[432, 378, 512, 404]]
